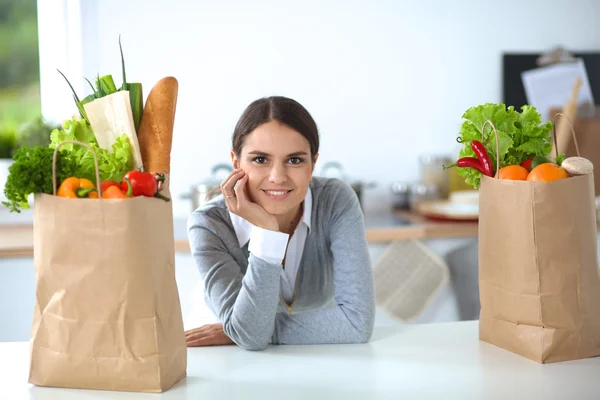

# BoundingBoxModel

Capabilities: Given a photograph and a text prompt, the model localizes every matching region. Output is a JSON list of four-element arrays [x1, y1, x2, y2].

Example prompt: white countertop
[[2, 321, 600, 399]]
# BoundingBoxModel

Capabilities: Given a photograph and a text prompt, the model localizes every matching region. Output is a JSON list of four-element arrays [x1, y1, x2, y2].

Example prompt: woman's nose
[[268, 164, 287, 184]]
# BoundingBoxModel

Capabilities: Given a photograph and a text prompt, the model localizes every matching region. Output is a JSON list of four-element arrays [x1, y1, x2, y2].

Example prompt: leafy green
[[2, 146, 80, 212], [50, 117, 96, 146], [456, 103, 554, 189], [49, 118, 134, 183], [2, 117, 134, 212]]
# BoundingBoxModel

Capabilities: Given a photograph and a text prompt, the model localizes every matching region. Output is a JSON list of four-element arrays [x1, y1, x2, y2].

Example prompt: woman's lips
[[261, 189, 292, 200]]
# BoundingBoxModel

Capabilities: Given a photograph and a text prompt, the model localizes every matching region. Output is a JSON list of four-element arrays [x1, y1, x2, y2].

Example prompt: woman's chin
[[262, 203, 291, 215], [257, 199, 295, 216]]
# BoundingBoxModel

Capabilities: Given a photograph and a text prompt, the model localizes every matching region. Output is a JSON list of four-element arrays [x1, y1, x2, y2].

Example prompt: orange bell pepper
[[57, 177, 99, 199], [102, 178, 133, 199]]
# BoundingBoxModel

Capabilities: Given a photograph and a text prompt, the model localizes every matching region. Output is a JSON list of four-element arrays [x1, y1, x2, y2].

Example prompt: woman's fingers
[[186, 334, 215, 346], [220, 170, 244, 198], [187, 335, 219, 347], [233, 174, 249, 203], [185, 326, 211, 338], [185, 323, 234, 347]]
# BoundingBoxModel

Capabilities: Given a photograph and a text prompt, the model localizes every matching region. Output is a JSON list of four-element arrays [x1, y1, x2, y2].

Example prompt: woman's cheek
[[244, 173, 260, 203]]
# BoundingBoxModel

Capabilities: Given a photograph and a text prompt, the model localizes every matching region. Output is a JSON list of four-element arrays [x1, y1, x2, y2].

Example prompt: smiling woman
[[186, 96, 375, 350]]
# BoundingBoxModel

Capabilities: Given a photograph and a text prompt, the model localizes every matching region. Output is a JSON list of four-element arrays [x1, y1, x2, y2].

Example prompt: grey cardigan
[[187, 176, 375, 350]]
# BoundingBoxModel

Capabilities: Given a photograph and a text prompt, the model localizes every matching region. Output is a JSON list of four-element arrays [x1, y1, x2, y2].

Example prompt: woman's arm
[[188, 210, 288, 350], [272, 182, 376, 345]]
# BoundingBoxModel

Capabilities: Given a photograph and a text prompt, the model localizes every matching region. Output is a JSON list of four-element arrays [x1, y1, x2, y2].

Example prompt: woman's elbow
[[351, 324, 373, 344], [353, 311, 375, 344], [224, 324, 271, 351], [356, 328, 373, 344], [238, 339, 269, 351]]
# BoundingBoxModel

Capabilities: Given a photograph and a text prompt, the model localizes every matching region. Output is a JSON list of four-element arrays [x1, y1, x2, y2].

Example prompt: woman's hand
[[185, 324, 235, 347], [221, 169, 279, 231]]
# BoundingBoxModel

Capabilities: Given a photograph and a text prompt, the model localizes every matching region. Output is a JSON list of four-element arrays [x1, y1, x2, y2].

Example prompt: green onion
[[95, 74, 106, 97], [57, 69, 87, 122], [57, 37, 144, 133], [119, 34, 127, 86], [84, 77, 96, 95], [98, 74, 117, 94], [118, 36, 144, 134], [125, 83, 143, 132], [74, 95, 89, 122], [79, 94, 95, 109]]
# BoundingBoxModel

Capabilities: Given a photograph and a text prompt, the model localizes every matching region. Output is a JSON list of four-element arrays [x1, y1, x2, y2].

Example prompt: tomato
[[121, 171, 157, 197]]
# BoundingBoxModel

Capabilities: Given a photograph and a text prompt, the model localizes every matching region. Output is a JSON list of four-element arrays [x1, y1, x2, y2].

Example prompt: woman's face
[[231, 121, 318, 217]]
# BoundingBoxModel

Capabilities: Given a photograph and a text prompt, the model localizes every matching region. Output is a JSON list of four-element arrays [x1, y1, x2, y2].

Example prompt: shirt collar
[[229, 188, 312, 247]]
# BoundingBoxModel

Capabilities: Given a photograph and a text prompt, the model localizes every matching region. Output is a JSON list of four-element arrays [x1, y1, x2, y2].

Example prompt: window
[[0, 0, 56, 159]]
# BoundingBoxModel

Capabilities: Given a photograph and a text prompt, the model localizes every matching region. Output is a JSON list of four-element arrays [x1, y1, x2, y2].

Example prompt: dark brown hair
[[232, 96, 319, 161]]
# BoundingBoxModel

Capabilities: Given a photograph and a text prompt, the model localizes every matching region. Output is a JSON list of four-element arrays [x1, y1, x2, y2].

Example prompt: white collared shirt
[[229, 189, 312, 303]]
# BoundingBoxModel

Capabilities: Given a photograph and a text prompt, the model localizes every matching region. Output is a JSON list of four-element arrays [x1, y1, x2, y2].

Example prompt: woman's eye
[[289, 157, 304, 165], [252, 156, 267, 164]]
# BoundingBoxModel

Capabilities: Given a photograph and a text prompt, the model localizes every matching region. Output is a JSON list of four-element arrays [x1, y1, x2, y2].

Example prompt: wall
[[38, 0, 600, 217]]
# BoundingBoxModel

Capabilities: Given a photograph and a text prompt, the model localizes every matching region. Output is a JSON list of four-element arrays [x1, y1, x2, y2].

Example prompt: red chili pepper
[[471, 140, 493, 177], [457, 157, 487, 174]]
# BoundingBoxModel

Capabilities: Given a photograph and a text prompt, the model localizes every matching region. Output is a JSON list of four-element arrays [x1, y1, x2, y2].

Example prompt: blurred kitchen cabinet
[[0, 257, 36, 342]]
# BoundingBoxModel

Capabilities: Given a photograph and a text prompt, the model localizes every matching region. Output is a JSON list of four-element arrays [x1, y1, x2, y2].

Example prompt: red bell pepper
[[102, 178, 133, 199], [100, 180, 121, 193]]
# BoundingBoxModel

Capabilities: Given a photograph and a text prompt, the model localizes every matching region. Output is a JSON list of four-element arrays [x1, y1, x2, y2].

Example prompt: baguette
[[138, 76, 178, 174]]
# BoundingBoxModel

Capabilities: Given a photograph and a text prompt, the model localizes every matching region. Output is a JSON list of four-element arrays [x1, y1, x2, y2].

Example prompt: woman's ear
[[311, 153, 319, 172], [230, 151, 240, 170]]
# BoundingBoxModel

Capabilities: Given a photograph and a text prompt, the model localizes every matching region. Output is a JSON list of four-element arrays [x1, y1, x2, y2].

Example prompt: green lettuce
[[456, 103, 554, 189], [49, 117, 133, 183]]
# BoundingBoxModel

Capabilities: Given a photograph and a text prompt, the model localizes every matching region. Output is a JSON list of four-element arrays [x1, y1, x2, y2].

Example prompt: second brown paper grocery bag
[[478, 120, 600, 363]]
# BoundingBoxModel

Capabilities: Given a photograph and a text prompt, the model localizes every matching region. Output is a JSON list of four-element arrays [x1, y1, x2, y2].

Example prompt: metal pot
[[319, 161, 375, 209], [181, 163, 233, 210]]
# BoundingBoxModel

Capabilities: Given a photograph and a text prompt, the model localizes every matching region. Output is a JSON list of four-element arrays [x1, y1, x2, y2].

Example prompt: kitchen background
[[35, 0, 600, 217], [1, 0, 600, 341]]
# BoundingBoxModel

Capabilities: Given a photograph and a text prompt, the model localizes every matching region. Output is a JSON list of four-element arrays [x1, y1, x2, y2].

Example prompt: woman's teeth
[[265, 190, 288, 196]]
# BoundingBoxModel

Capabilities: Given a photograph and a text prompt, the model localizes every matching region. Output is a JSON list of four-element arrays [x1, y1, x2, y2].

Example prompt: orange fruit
[[497, 165, 529, 180], [526, 163, 568, 182]]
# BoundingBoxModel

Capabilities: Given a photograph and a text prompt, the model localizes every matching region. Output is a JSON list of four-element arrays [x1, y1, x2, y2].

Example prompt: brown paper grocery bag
[[28, 141, 187, 392], [478, 120, 600, 363]]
